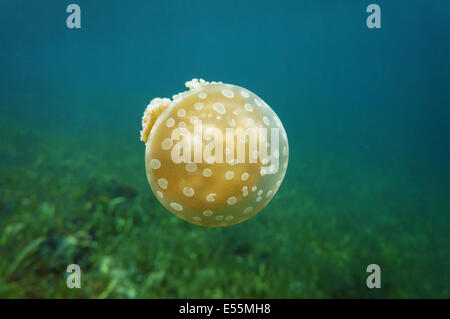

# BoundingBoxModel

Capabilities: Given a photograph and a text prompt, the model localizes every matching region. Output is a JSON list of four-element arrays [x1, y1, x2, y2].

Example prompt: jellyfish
[[140, 79, 289, 227]]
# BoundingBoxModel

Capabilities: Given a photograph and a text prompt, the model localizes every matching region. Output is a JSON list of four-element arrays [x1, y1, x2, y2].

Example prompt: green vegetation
[[0, 119, 448, 298]]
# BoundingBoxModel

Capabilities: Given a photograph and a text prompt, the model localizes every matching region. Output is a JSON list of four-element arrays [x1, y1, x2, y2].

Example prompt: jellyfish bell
[[140, 79, 289, 227]]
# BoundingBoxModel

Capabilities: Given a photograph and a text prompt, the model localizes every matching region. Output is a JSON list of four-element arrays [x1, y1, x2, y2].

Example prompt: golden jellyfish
[[140, 79, 289, 227]]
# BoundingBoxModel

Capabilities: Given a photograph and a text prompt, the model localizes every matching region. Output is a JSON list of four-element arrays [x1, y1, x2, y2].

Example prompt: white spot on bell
[[157, 178, 168, 190], [161, 138, 173, 150], [150, 159, 161, 169], [183, 187, 195, 197], [241, 172, 249, 181], [242, 186, 248, 197], [241, 90, 250, 98], [166, 118, 175, 128], [206, 193, 216, 202], [203, 168, 212, 177], [213, 103, 226, 114], [244, 104, 253, 112], [170, 202, 183, 211], [202, 210, 213, 216], [189, 116, 199, 124], [222, 89, 234, 98], [225, 171, 234, 180], [227, 196, 237, 205], [185, 163, 197, 173]]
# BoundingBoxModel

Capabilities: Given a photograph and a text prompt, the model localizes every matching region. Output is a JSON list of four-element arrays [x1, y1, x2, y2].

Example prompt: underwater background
[[0, 0, 449, 298]]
